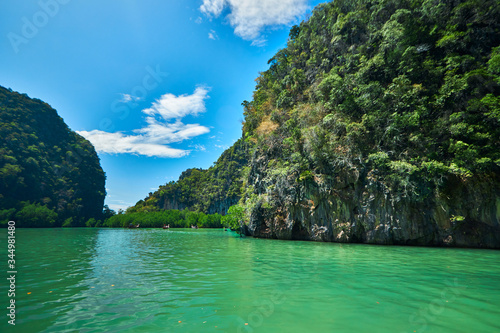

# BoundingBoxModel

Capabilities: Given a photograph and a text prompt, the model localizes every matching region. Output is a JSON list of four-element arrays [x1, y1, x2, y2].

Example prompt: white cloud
[[208, 29, 219, 40], [135, 117, 210, 144], [143, 86, 210, 120], [120, 93, 142, 103], [108, 201, 133, 212], [200, 0, 308, 42], [195, 16, 203, 24], [78, 88, 211, 158], [77, 130, 191, 158], [200, 0, 226, 17]]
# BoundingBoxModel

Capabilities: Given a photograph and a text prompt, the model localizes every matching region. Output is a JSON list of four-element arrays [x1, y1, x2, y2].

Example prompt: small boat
[[191, 225, 198, 229], [128, 224, 140, 229], [163, 224, 170, 229]]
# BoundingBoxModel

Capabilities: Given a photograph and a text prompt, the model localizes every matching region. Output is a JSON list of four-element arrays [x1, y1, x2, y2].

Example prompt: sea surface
[[1, 228, 499, 332]]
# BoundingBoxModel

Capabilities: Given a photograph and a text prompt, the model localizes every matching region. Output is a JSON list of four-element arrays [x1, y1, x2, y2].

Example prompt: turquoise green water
[[1, 228, 499, 333]]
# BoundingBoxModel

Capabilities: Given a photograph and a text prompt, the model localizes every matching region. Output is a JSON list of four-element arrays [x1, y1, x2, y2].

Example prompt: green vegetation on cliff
[[243, 0, 499, 190], [129, 0, 499, 247], [235, 0, 500, 246], [130, 138, 250, 215], [0, 86, 106, 227]]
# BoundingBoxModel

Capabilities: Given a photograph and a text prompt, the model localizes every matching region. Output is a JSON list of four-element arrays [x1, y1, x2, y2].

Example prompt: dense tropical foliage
[[101, 209, 225, 228], [131, 0, 499, 228], [0, 86, 106, 227], [242, 0, 499, 185], [130, 138, 250, 214]]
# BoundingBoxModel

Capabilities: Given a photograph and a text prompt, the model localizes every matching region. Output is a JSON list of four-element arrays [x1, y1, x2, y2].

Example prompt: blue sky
[[1, 0, 325, 211]]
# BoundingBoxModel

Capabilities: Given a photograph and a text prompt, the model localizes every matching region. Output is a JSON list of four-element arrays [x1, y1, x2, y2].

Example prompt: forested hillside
[[0, 86, 106, 227], [129, 138, 250, 215], [243, 0, 499, 178], [131, 0, 500, 247]]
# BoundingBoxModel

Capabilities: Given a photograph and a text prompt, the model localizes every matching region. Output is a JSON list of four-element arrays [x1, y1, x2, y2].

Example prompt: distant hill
[[0, 86, 106, 227], [131, 0, 500, 247], [129, 138, 250, 215]]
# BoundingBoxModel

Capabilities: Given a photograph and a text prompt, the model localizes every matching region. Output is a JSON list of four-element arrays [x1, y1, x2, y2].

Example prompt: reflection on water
[[2, 228, 499, 333]]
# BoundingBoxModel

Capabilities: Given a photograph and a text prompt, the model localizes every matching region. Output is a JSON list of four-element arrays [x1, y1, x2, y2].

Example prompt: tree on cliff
[[223, 204, 245, 232]]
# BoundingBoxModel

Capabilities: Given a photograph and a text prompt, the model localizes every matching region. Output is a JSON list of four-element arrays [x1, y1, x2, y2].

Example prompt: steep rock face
[[243, 155, 500, 248], [161, 197, 188, 212], [206, 197, 241, 215], [159, 193, 239, 215], [0, 86, 106, 226]]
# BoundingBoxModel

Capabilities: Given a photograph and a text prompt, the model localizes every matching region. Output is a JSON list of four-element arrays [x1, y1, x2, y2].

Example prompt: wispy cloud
[[108, 201, 133, 212], [208, 29, 219, 40], [120, 93, 142, 103], [200, 0, 308, 43], [251, 38, 267, 47], [190, 144, 207, 151], [78, 88, 211, 158]]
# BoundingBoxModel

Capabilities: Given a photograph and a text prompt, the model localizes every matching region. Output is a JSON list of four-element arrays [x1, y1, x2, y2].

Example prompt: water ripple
[[2, 228, 499, 333]]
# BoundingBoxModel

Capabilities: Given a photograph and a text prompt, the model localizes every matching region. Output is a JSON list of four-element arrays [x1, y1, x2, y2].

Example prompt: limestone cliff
[[236, 0, 500, 248], [243, 147, 499, 248]]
